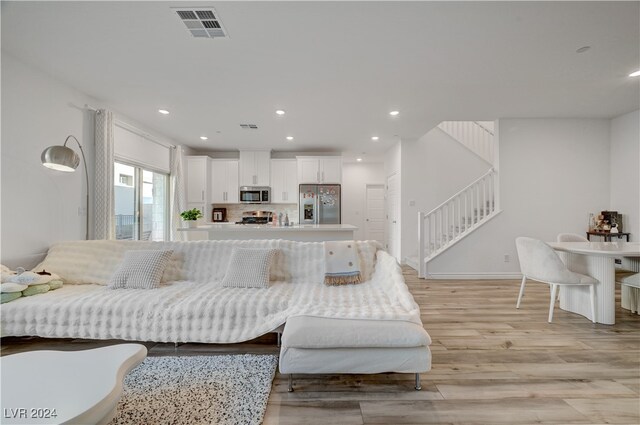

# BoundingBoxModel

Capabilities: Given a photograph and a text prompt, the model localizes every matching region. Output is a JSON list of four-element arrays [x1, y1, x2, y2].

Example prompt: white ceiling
[[2, 1, 638, 161]]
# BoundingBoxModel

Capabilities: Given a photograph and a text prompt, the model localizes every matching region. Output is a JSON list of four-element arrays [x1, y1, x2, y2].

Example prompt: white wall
[[428, 118, 611, 277], [400, 128, 491, 262], [610, 110, 639, 241], [1, 54, 178, 268], [342, 162, 386, 240], [1, 54, 98, 268]]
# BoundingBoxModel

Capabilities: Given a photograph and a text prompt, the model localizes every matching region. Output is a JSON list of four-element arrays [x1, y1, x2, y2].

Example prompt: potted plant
[[180, 208, 203, 228]]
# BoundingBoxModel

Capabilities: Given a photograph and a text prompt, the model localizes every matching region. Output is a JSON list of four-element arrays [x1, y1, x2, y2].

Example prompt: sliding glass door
[[114, 161, 168, 241]]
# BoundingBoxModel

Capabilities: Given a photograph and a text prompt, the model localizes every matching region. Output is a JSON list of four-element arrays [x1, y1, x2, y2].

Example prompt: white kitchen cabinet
[[186, 156, 210, 203], [211, 159, 239, 203], [296, 156, 342, 184], [320, 157, 342, 183], [239, 150, 271, 186], [271, 159, 298, 203]]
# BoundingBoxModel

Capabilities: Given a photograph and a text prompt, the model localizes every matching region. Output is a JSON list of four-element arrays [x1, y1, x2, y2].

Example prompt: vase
[[186, 221, 197, 228]]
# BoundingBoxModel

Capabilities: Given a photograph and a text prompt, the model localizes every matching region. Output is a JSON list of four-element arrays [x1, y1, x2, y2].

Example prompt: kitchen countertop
[[178, 224, 358, 232]]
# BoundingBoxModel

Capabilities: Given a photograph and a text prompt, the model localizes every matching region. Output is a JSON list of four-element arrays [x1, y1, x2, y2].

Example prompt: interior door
[[365, 184, 385, 244], [386, 173, 400, 260]]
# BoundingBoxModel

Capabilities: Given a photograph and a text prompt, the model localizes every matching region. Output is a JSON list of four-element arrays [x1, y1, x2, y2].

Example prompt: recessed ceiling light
[[158, 109, 170, 115], [389, 110, 400, 116], [275, 109, 286, 116], [200, 136, 208, 140], [356, 158, 363, 162], [629, 70, 640, 77], [286, 136, 294, 141], [576, 46, 591, 54], [371, 136, 379, 141]]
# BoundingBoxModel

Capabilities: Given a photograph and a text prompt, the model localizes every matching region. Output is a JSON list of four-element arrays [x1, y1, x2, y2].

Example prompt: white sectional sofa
[[1, 239, 431, 388]]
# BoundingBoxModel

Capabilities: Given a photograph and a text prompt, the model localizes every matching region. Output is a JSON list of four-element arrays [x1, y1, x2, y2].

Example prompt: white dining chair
[[557, 233, 589, 242], [619, 273, 640, 314], [515, 237, 598, 323]]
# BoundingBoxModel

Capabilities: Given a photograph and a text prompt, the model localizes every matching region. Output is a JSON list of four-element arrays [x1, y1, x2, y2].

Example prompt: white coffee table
[[1, 343, 147, 424]]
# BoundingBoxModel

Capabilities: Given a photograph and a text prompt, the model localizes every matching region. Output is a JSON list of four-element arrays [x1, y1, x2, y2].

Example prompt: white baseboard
[[424, 272, 522, 280]]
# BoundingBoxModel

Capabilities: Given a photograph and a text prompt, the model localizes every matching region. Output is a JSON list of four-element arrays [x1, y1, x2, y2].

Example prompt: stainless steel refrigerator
[[299, 184, 341, 225]]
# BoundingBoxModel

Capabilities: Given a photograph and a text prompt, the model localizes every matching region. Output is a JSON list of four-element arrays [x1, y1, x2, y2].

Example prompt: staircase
[[438, 121, 495, 165], [413, 121, 500, 279]]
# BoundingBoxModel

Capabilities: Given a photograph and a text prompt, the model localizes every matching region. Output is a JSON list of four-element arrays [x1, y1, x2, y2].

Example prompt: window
[[114, 161, 168, 241]]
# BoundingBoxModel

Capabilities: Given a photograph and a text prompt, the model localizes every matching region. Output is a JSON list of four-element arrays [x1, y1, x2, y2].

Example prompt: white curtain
[[170, 145, 187, 241], [94, 109, 115, 240]]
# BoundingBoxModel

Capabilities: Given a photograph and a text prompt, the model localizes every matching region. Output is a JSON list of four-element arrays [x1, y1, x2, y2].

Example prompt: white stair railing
[[418, 168, 498, 278], [438, 121, 494, 165]]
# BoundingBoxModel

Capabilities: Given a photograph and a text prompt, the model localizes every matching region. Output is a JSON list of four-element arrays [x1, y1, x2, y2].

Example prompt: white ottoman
[[279, 315, 431, 391], [0, 344, 147, 424]]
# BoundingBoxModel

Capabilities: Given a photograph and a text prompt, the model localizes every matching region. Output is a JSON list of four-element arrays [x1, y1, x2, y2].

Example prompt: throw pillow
[[108, 250, 173, 290], [22, 283, 50, 297], [221, 248, 278, 288], [1, 282, 28, 293], [1, 292, 22, 304]]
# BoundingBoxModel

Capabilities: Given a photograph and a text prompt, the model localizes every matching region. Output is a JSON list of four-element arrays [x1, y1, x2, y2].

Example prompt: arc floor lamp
[[41, 135, 89, 240]]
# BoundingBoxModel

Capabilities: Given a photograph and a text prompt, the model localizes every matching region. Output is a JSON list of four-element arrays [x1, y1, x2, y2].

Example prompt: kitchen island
[[178, 223, 358, 242]]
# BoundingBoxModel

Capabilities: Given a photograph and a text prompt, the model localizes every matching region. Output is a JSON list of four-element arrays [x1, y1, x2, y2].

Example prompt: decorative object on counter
[[284, 213, 289, 226], [278, 212, 283, 226], [40, 135, 89, 240], [593, 210, 623, 233], [212, 207, 227, 222], [180, 208, 203, 228]]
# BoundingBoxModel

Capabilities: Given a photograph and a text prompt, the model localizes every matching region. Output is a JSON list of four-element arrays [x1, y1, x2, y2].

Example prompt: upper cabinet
[[271, 159, 298, 203], [297, 156, 342, 184], [239, 150, 271, 186], [210, 159, 239, 204], [186, 156, 211, 203]]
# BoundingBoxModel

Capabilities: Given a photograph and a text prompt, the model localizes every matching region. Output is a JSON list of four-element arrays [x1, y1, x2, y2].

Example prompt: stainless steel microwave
[[239, 186, 271, 204]]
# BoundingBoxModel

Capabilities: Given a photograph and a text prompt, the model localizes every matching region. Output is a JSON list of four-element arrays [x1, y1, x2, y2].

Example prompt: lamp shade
[[41, 145, 80, 172]]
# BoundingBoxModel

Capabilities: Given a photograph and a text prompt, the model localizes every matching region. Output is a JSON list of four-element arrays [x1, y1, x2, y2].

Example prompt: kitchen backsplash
[[211, 203, 298, 224]]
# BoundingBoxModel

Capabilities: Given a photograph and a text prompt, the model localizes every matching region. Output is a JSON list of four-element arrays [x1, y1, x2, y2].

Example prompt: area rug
[[110, 354, 278, 425]]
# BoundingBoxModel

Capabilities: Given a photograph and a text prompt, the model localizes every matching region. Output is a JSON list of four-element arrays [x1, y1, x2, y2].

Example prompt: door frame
[[363, 183, 386, 243], [385, 172, 400, 260]]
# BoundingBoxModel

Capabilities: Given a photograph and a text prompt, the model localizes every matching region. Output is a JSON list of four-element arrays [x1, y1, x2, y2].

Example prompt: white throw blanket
[[0, 240, 421, 343], [324, 241, 362, 285]]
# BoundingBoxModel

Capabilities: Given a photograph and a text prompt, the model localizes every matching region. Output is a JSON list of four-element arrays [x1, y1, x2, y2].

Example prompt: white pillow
[[221, 248, 278, 288], [108, 250, 173, 289]]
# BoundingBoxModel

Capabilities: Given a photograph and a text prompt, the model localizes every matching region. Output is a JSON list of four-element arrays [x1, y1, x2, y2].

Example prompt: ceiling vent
[[173, 7, 228, 39], [240, 124, 258, 129]]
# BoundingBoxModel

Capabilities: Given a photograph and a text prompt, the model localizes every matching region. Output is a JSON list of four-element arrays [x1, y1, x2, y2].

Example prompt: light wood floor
[[2, 266, 639, 424]]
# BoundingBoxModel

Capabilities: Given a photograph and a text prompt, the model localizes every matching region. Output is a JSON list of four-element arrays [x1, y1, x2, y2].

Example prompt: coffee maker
[[212, 208, 227, 222]]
